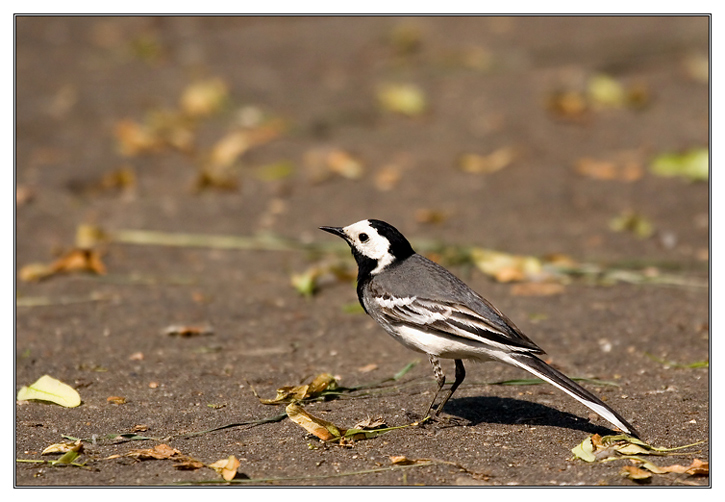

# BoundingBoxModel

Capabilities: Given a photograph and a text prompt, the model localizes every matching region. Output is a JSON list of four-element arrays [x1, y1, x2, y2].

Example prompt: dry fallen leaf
[[208, 130, 253, 169], [174, 459, 206, 470], [16, 185, 34, 205], [415, 208, 449, 225], [20, 248, 107, 282], [457, 147, 516, 174], [547, 90, 589, 120], [377, 83, 428, 117], [303, 147, 365, 183], [17, 375, 82, 408], [620, 465, 652, 481], [286, 403, 344, 441], [389, 455, 429, 466], [258, 373, 338, 405], [163, 324, 214, 337], [42, 440, 83, 455], [575, 157, 643, 182], [127, 444, 182, 460], [587, 74, 626, 109], [180, 78, 229, 118], [354, 416, 387, 430], [609, 210, 654, 239], [68, 166, 137, 197], [374, 164, 402, 191], [469, 248, 545, 283], [209, 455, 241, 481], [114, 118, 165, 156]]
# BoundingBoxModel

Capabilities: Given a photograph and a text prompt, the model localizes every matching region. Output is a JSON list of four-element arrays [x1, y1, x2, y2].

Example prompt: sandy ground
[[15, 16, 708, 486]]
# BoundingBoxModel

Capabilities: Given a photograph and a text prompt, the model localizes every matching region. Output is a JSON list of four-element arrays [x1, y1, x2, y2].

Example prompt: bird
[[320, 218, 639, 438]]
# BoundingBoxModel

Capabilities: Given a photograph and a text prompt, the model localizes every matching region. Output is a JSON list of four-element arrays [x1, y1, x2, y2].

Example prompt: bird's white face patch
[[342, 220, 394, 274]]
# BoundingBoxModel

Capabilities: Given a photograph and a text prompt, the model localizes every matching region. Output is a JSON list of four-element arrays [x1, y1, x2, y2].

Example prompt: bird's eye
[[359, 233, 369, 242]]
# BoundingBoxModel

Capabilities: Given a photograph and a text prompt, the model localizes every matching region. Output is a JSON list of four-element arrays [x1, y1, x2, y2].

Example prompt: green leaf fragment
[[255, 161, 294, 181], [609, 210, 654, 238], [650, 148, 709, 182], [17, 375, 81, 408]]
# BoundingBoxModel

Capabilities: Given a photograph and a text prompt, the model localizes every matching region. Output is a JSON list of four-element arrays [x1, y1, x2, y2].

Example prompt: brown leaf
[[547, 90, 589, 121], [127, 444, 182, 460], [415, 208, 449, 225], [354, 416, 387, 430], [457, 147, 516, 174], [620, 465, 652, 481], [304, 147, 365, 183], [20, 248, 107, 282], [107, 396, 127, 405], [374, 164, 402, 191], [258, 373, 338, 405], [114, 119, 165, 156], [208, 455, 241, 481], [575, 157, 643, 182], [68, 166, 137, 197], [286, 403, 345, 441], [389, 455, 428, 465], [685, 458, 709, 476], [659, 458, 709, 476], [16, 185, 34, 205], [174, 459, 206, 470], [163, 324, 215, 337], [208, 130, 252, 169]]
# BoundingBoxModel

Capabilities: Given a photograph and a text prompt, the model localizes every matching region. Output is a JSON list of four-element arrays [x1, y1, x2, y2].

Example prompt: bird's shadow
[[438, 395, 619, 437]]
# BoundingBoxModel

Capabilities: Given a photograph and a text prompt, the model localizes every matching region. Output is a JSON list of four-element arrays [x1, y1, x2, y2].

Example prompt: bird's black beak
[[319, 226, 346, 239]]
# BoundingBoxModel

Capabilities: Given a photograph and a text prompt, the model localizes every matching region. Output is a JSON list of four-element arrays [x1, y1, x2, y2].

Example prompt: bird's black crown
[[368, 219, 415, 261]]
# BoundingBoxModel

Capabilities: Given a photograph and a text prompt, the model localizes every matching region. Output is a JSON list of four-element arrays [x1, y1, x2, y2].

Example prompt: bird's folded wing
[[372, 296, 543, 353]]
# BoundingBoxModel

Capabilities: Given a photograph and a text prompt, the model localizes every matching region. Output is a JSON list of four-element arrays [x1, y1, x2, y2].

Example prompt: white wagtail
[[320, 219, 639, 437]]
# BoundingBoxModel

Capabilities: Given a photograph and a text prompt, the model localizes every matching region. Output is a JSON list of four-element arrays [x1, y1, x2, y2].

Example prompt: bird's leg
[[424, 355, 446, 418], [435, 359, 466, 414]]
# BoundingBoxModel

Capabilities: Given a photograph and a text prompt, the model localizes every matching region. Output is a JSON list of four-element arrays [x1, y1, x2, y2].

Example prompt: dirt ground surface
[[15, 16, 709, 487]]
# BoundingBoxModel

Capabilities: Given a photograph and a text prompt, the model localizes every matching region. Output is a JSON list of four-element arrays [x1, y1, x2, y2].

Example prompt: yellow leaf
[[457, 147, 516, 174], [469, 248, 543, 283], [180, 78, 229, 117], [588, 74, 626, 108], [650, 148, 709, 182], [42, 440, 83, 455], [609, 210, 654, 239], [377, 83, 427, 116], [17, 375, 81, 408], [286, 403, 344, 441]]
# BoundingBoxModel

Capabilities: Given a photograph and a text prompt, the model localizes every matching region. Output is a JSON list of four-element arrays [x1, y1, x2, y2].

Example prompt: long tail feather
[[507, 353, 639, 438]]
